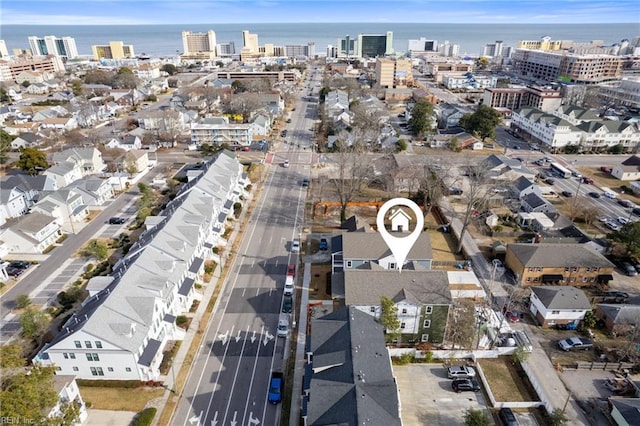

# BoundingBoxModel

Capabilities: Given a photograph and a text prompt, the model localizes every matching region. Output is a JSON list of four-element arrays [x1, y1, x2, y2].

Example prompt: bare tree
[[455, 160, 496, 254], [223, 92, 262, 123], [157, 109, 184, 147], [418, 159, 451, 218], [350, 101, 384, 135], [331, 131, 374, 222], [445, 299, 476, 350]]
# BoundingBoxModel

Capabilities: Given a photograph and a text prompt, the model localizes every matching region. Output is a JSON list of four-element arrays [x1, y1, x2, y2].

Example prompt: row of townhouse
[[189, 112, 274, 147], [511, 104, 640, 152], [35, 151, 250, 381]]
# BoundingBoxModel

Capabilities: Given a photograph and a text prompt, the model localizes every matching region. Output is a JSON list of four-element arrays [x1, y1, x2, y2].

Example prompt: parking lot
[[393, 364, 490, 425]]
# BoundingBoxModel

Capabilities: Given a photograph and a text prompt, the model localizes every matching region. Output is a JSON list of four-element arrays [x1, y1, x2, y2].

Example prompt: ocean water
[[2, 23, 639, 58]]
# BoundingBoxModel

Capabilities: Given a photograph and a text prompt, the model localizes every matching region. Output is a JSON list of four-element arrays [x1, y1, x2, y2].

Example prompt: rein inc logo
[[377, 198, 424, 273], [0, 417, 36, 424]]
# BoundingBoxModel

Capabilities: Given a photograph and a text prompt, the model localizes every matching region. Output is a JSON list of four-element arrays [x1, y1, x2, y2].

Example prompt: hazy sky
[[3, 0, 640, 25]]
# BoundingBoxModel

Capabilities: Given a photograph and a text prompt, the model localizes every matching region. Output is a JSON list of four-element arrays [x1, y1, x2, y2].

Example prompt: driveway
[[393, 364, 490, 425]]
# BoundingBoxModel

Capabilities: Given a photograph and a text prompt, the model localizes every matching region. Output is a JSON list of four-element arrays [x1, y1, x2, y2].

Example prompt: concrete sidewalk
[[289, 261, 311, 426]]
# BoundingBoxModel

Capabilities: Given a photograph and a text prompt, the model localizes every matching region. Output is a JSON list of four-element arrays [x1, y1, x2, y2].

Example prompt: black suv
[[109, 217, 126, 225], [451, 378, 480, 393], [282, 295, 293, 313], [498, 407, 519, 426]]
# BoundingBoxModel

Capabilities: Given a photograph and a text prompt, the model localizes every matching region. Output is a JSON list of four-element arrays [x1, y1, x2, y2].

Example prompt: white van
[[284, 275, 294, 295], [601, 187, 617, 199], [277, 314, 291, 337]]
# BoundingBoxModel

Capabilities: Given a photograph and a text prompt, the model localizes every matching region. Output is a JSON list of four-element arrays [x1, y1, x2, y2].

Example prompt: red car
[[600, 166, 612, 173], [287, 264, 295, 277], [506, 312, 520, 323]]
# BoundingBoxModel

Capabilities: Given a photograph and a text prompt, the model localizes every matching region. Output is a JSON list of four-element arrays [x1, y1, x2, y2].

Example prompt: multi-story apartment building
[[181, 30, 217, 60], [511, 104, 640, 152], [505, 243, 615, 287], [483, 86, 562, 112], [375, 57, 413, 88], [35, 151, 249, 380], [517, 36, 564, 51], [443, 74, 496, 90], [92, 41, 135, 60], [425, 61, 473, 83], [481, 40, 504, 57], [438, 40, 460, 57], [356, 32, 393, 58], [599, 78, 640, 109], [28, 35, 78, 60], [214, 70, 297, 82], [512, 49, 623, 84], [190, 117, 252, 147], [0, 40, 9, 58], [0, 56, 65, 82]]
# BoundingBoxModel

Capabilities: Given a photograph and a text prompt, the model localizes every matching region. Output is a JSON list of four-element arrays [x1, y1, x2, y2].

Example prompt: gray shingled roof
[[306, 306, 401, 426], [344, 270, 451, 306], [508, 243, 615, 268], [610, 398, 640, 425], [341, 233, 432, 261], [513, 176, 535, 192], [531, 286, 591, 309], [522, 192, 548, 209], [2, 211, 57, 233], [598, 304, 640, 325]]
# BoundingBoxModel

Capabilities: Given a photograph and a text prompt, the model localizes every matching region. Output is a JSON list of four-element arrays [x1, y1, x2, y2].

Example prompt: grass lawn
[[79, 386, 165, 411], [479, 358, 539, 402]]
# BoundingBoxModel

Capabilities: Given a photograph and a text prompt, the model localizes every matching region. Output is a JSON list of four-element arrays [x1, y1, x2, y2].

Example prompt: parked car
[[622, 262, 638, 277], [451, 378, 481, 393], [506, 311, 520, 323], [284, 276, 294, 296], [561, 191, 573, 197], [633, 207, 640, 216], [319, 238, 328, 251], [287, 264, 296, 277], [268, 372, 284, 404], [605, 220, 621, 231], [499, 407, 520, 426], [282, 295, 293, 313], [492, 259, 504, 270], [447, 365, 476, 379], [9, 261, 30, 269], [558, 336, 593, 351], [6, 267, 24, 277], [618, 216, 630, 225], [545, 178, 556, 185], [582, 177, 594, 184], [283, 160, 290, 168], [291, 239, 300, 253], [600, 166, 612, 173], [301, 178, 309, 187], [108, 217, 126, 224]]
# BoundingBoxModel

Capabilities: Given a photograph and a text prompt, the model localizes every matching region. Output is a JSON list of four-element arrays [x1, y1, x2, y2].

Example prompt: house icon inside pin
[[389, 208, 411, 232]]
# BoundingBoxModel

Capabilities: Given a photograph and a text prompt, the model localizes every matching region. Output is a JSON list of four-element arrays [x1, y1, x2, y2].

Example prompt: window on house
[[74, 341, 81, 348], [90, 367, 98, 376], [421, 334, 429, 342], [423, 320, 431, 328], [72, 367, 79, 372], [95, 367, 104, 376], [402, 308, 407, 314], [425, 306, 433, 314], [564, 267, 570, 272], [585, 267, 590, 272], [125, 367, 132, 372], [69, 353, 75, 359], [84, 341, 92, 349], [534, 277, 539, 282], [389, 263, 396, 270], [528, 267, 534, 272], [370, 307, 375, 313], [552, 310, 560, 314], [527, 277, 531, 282], [86, 353, 99, 362], [108, 367, 114, 372], [400, 322, 406, 329], [95, 341, 103, 349], [346, 261, 352, 268], [536, 267, 542, 272], [572, 267, 578, 272], [590, 277, 595, 282], [63, 353, 69, 359]]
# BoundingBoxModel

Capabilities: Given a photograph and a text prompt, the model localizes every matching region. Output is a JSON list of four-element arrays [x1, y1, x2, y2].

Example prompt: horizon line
[[3, 22, 638, 25]]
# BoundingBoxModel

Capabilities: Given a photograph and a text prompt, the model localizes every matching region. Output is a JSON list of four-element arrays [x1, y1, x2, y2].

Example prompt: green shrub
[[176, 315, 188, 327], [16, 294, 32, 309], [76, 379, 142, 388], [133, 407, 157, 426]]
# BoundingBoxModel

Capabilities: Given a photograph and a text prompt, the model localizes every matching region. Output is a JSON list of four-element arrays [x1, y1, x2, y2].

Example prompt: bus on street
[[550, 162, 571, 178]]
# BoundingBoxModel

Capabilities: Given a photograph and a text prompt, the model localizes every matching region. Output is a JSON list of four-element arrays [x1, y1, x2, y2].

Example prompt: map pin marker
[[377, 198, 424, 273]]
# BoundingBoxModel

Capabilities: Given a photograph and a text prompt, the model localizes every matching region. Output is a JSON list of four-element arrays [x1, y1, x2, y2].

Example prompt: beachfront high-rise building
[[216, 42, 236, 57], [356, 32, 393, 58], [408, 38, 438, 55], [92, 41, 135, 60], [439, 41, 460, 57], [481, 40, 504, 57], [28, 35, 79, 60], [284, 43, 315, 58], [181, 30, 217, 59], [242, 31, 259, 53], [0, 40, 9, 58]]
